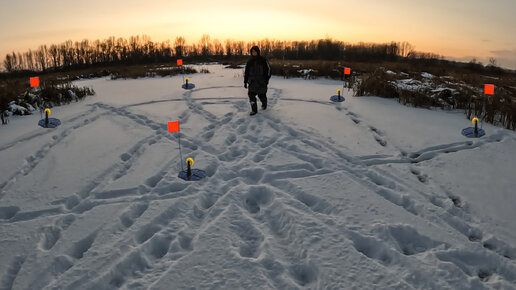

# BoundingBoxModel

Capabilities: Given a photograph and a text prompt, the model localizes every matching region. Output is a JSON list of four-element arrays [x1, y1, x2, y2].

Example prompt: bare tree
[[35, 45, 47, 71], [225, 39, 233, 57], [489, 57, 497, 67], [199, 34, 212, 56], [235, 41, 244, 55], [174, 36, 186, 57], [116, 37, 128, 61], [48, 44, 59, 68], [213, 39, 224, 56], [3, 53, 14, 72], [259, 38, 272, 57], [81, 39, 92, 65], [398, 41, 414, 58], [25, 49, 35, 70]]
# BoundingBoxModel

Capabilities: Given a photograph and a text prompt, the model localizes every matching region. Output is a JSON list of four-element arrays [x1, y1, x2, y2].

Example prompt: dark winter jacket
[[244, 46, 271, 94]]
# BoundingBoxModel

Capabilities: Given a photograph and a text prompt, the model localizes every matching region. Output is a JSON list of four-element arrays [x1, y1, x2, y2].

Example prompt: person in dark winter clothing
[[244, 46, 271, 115]]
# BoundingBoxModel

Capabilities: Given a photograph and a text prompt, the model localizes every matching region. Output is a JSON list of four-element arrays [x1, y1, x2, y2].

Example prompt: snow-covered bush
[[0, 78, 95, 121]]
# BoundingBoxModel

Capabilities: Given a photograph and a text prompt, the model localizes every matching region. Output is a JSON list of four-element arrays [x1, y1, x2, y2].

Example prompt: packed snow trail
[[0, 65, 515, 289]]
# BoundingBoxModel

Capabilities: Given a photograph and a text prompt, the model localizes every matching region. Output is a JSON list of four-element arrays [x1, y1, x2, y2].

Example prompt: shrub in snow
[[354, 68, 516, 129], [421, 72, 435, 78], [355, 68, 399, 99], [0, 78, 95, 122], [297, 69, 317, 79], [9, 102, 30, 116], [68, 90, 78, 102], [40, 81, 95, 106], [398, 89, 439, 108], [23, 103, 36, 112]]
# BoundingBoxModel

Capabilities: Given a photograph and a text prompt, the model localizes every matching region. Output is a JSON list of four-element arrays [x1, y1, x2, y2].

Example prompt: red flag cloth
[[177, 59, 183, 66], [484, 84, 494, 95], [344, 68, 351, 75], [30, 77, 39, 87], [168, 121, 180, 132]]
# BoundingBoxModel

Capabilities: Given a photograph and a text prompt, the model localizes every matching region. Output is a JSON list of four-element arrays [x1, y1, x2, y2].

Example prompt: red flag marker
[[168, 120, 184, 171], [177, 59, 183, 66], [344, 68, 351, 75], [168, 121, 180, 132], [30, 77, 40, 87], [484, 84, 494, 95]]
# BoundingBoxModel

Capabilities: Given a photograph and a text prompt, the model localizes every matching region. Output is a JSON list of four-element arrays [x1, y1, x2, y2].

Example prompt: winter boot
[[258, 94, 267, 110], [262, 100, 267, 110], [250, 101, 258, 116]]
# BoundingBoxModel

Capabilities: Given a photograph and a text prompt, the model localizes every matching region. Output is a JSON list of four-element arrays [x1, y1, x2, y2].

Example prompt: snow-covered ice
[[1, 65, 515, 289]]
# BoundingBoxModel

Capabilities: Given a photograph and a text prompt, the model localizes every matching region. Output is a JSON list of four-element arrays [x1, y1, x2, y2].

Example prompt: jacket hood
[[250, 46, 260, 56]]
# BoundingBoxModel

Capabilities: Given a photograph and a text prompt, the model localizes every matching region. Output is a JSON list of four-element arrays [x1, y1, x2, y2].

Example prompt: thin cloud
[[488, 49, 516, 70], [490, 49, 516, 57]]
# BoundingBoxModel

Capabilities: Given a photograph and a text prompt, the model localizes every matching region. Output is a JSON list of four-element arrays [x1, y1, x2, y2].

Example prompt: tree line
[[3, 34, 437, 73]]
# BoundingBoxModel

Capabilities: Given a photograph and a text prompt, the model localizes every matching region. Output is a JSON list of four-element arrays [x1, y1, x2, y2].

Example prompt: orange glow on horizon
[[1, 0, 515, 69]]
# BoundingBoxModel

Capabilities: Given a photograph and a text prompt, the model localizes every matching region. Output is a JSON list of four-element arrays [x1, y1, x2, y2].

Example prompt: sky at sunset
[[1, 0, 515, 69]]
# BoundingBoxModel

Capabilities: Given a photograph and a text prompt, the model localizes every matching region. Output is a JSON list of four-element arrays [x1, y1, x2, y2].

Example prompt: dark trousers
[[248, 91, 267, 112]]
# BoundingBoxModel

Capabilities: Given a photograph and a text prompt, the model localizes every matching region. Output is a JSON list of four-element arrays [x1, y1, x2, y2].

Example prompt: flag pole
[[178, 130, 184, 172], [39, 90, 42, 120], [169, 120, 184, 172], [481, 93, 486, 129], [177, 59, 184, 87], [343, 68, 346, 91], [482, 84, 494, 130]]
